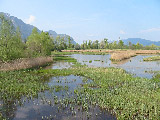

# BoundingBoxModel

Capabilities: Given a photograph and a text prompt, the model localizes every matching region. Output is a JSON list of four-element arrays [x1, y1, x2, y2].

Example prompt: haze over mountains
[[122, 38, 160, 46], [0, 12, 76, 44], [0, 12, 160, 46]]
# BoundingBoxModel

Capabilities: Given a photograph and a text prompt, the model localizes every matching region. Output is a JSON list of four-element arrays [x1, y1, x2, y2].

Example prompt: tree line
[[75, 39, 160, 50], [0, 14, 74, 62], [0, 13, 159, 62]]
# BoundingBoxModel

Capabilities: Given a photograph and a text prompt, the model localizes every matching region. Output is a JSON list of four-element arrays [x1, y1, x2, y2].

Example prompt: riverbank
[[62, 50, 160, 61], [0, 56, 53, 71], [62, 49, 160, 54]]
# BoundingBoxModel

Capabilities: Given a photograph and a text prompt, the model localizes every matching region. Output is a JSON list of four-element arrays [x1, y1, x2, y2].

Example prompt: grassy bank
[[143, 56, 160, 61]]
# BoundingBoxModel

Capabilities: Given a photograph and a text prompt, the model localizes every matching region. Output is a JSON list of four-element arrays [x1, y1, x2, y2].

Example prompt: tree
[[75, 43, 81, 50], [0, 14, 24, 62], [95, 40, 99, 49], [68, 36, 73, 48], [88, 40, 92, 49], [118, 40, 124, 49], [26, 28, 53, 57], [104, 38, 109, 49], [99, 40, 105, 49]]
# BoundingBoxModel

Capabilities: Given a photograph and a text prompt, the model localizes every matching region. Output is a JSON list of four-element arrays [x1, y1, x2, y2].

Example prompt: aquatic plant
[[38, 65, 160, 119], [143, 56, 160, 61]]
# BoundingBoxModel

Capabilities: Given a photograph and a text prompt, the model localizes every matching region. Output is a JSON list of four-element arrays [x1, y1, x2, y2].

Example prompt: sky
[[0, 0, 160, 44]]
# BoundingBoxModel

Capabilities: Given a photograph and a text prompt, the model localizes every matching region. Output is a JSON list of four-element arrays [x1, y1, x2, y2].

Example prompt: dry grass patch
[[0, 57, 53, 71], [111, 51, 136, 61]]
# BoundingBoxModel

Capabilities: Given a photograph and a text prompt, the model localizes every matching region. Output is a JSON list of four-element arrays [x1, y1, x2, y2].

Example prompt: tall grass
[[0, 57, 53, 71], [110, 52, 136, 61]]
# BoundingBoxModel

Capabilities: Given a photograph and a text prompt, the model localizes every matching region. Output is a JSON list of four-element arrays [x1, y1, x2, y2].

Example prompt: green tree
[[68, 36, 73, 48], [26, 28, 53, 57], [99, 40, 105, 49], [118, 40, 124, 49], [0, 14, 24, 61], [104, 38, 109, 49], [75, 43, 81, 50], [88, 40, 92, 49]]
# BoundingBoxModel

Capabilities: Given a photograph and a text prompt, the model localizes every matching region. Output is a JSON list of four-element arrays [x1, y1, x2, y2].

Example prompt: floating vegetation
[[94, 60, 100, 61], [38, 66, 160, 119], [143, 56, 160, 61], [1, 52, 160, 119], [89, 60, 92, 63]]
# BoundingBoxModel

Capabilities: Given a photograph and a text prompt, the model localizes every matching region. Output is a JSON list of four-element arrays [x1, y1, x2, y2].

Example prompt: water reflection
[[71, 54, 160, 78], [0, 75, 116, 120], [45, 61, 73, 69]]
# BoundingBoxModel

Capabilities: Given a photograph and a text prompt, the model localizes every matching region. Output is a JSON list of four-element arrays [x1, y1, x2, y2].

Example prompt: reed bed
[[0, 56, 53, 71], [135, 50, 160, 54], [62, 49, 160, 54], [110, 51, 136, 61]]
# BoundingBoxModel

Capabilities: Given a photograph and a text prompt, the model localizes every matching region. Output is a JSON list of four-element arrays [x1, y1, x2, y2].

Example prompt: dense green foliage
[[26, 28, 53, 57], [0, 14, 25, 62], [79, 39, 160, 50]]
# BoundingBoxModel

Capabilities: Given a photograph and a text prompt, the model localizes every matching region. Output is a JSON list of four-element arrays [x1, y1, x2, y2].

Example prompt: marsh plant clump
[[143, 55, 160, 61]]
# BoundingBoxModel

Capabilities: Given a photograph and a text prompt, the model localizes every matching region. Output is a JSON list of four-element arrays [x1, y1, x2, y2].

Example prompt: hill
[[123, 38, 160, 46], [0, 12, 76, 44]]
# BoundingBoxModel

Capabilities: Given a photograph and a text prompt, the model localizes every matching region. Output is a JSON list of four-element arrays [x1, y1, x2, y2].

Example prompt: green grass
[[52, 51, 108, 55], [143, 56, 160, 61], [52, 51, 76, 55], [81, 52, 108, 55]]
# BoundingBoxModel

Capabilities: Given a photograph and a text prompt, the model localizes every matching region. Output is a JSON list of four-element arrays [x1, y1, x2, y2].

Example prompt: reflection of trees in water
[[111, 58, 131, 65], [1, 99, 17, 119]]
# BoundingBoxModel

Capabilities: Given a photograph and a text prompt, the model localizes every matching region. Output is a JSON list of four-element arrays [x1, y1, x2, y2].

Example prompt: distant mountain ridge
[[0, 12, 76, 44], [122, 38, 160, 46]]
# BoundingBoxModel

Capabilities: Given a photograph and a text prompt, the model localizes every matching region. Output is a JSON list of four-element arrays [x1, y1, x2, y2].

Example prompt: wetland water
[[70, 54, 160, 79], [1, 53, 159, 120], [0, 75, 116, 120]]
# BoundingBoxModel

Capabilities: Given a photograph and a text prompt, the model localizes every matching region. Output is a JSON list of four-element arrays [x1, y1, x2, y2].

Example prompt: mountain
[[0, 12, 76, 44], [122, 38, 160, 46], [48, 30, 76, 45]]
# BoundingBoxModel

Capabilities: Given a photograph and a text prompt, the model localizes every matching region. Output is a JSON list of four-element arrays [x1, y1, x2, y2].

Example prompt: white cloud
[[139, 28, 160, 33], [25, 15, 36, 24], [120, 30, 126, 34]]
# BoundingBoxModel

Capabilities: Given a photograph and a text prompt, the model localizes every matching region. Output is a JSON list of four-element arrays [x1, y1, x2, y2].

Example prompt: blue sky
[[0, 0, 160, 43]]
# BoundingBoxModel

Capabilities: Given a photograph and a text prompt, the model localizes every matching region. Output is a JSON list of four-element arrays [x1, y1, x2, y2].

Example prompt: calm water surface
[[70, 54, 160, 79], [0, 75, 116, 120]]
